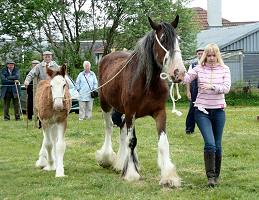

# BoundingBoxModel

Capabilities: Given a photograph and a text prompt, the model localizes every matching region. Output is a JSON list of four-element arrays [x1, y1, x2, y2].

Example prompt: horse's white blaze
[[158, 131, 181, 187], [51, 75, 66, 110], [113, 124, 128, 171], [167, 39, 186, 79], [123, 125, 140, 182], [96, 111, 116, 167]]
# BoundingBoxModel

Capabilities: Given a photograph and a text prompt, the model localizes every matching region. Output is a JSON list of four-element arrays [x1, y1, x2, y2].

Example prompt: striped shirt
[[184, 64, 231, 109]]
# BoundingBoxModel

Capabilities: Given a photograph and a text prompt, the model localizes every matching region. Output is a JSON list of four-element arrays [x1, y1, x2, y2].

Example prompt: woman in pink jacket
[[184, 43, 231, 187]]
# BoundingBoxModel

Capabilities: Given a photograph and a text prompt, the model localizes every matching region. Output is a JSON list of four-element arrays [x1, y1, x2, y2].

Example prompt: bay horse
[[96, 15, 186, 187], [35, 65, 71, 177]]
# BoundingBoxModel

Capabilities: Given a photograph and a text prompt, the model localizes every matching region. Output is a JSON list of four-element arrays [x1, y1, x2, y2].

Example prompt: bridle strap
[[155, 34, 168, 53]]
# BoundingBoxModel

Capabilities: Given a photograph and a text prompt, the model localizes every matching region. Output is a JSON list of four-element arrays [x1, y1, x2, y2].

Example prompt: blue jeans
[[185, 101, 196, 132], [195, 108, 225, 156]]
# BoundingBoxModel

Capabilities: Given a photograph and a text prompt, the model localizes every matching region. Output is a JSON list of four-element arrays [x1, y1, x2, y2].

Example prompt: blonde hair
[[199, 43, 224, 66]]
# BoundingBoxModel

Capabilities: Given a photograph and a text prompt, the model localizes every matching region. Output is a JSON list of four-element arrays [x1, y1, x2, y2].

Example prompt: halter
[[155, 34, 182, 116], [155, 34, 170, 68]]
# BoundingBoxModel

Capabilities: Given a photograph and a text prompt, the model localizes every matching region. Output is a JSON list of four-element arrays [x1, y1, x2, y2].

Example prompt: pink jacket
[[184, 64, 231, 109]]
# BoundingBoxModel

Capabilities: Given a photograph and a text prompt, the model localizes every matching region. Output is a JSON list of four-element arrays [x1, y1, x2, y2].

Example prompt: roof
[[197, 22, 259, 49], [192, 7, 258, 30]]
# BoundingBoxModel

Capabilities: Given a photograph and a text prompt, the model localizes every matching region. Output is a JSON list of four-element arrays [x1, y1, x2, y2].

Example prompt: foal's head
[[46, 65, 67, 111], [148, 15, 186, 83]]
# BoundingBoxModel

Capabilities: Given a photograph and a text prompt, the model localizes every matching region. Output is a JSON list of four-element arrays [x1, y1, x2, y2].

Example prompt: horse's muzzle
[[53, 98, 64, 111], [170, 69, 184, 83]]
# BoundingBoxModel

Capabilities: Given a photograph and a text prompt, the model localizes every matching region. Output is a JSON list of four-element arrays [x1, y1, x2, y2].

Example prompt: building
[[79, 40, 104, 64], [192, 0, 259, 85]]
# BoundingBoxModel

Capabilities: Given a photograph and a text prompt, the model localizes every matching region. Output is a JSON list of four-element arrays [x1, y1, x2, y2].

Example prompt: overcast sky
[[186, 0, 259, 22]]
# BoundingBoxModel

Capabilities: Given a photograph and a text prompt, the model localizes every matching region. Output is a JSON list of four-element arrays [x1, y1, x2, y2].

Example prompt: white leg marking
[[55, 122, 66, 177], [123, 126, 140, 182], [35, 136, 48, 168], [113, 124, 128, 171], [158, 131, 181, 187], [96, 111, 116, 167], [42, 127, 55, 171]]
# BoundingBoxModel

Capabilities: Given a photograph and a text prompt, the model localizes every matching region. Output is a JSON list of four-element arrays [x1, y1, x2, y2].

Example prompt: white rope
[[160, 72, 182, 116]]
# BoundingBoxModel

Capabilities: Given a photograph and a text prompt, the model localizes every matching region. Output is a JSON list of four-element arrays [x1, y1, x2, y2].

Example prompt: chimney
[[207, 0, 222, 28]]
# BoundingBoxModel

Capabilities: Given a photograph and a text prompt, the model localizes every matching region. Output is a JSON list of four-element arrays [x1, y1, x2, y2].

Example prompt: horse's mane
[[131, 22, 177, 89]]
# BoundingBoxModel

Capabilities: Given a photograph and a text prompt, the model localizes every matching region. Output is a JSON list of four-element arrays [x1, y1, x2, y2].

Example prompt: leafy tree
[[0, 0, 198, 76]]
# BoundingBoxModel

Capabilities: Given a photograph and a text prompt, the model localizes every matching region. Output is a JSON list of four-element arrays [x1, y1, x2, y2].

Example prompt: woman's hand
[[200, 83, 215, 90]]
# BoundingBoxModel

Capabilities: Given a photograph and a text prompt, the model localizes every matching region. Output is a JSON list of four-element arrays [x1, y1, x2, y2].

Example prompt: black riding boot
[[204, 151, 216, 187], [215, 154, 222, 184]]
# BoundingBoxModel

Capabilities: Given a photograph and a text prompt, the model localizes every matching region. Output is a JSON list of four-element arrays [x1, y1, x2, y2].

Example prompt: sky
[[186, 0, 259, 22]]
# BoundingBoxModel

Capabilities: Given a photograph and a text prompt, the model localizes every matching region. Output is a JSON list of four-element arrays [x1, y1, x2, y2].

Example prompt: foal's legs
[[54, 121, 66, 177], [155, 110, 181, 187], [42, 126, 55, 171], [96, 111, 116, 167], [122, 116, 140, 181], [35, 135, 48, 168]]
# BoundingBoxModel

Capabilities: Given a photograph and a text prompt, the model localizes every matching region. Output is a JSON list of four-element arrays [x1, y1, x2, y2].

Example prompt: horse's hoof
[[96, 150, 116, 168], [55, 173, 66, 178], [35, 159, 47, 168], [43, 165, 56, 171], [159, 177, 181, 188], [113, 159, 125, 172], [122, 162, 140, 182], [123, 173, 141, 182]]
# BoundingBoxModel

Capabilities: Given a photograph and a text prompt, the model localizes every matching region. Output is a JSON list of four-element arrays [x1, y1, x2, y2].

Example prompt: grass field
[[0, 104, 259, 200]]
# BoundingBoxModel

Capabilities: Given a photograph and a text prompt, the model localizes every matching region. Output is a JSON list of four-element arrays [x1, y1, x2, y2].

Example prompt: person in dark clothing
[[26, 60, 40, 120], [185, 48, 204, 134], [112, 109, 124, 128], [1, 60, 20, 120]]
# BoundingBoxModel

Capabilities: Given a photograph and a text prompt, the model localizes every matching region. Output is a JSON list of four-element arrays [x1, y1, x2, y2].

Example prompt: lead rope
[[160, 73, 182, 116]]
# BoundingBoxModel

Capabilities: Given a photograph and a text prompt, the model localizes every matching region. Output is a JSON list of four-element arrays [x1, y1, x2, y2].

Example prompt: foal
[[35, 65, 71, 177]]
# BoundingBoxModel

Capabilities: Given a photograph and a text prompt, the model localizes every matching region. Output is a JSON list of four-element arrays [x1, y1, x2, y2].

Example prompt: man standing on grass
[[1, 59, 20, 121]]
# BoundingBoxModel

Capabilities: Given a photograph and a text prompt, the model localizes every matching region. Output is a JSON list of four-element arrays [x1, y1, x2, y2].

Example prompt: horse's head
[[46, 65, 67, 111], [148, 15, 186, 83]]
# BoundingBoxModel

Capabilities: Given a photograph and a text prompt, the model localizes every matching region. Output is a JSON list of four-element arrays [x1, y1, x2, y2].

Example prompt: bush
[[226, 87, 259, 106]]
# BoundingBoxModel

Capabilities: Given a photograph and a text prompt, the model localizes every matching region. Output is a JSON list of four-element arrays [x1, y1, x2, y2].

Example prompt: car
[[20, 75, 79, 114]]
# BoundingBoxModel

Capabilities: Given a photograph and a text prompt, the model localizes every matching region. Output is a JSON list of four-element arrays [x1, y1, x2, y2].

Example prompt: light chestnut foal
[[35, 65, 71, 177]]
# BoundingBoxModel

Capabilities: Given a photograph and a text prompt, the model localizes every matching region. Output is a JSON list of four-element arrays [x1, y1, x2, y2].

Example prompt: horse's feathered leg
[[96, 111, 116, 167], [55, 121, 67, 177], [113, 124, 128, 171], [155, 109, 181, 187], [122, 116, 140, 181]]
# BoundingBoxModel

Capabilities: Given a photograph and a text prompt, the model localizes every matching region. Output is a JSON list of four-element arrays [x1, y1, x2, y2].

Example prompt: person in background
[[24, 51, 59, 127], [24, 51, 60, 86], [185, 48, 204, 134], [76, 61, 98, 120], [26, 60, 40, 120], [183, 43, 231, 187], [1, 60, 20, 121]]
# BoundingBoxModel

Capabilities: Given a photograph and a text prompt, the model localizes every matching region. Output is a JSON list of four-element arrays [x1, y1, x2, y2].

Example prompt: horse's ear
[[60, 64, 67, 77], [46, 65, 54, 78], [171, 15, 179, 28], [148, 16, 161, 31]]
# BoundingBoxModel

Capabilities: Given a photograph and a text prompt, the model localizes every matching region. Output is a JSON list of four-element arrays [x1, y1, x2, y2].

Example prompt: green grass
[[0, 104, 259, 200]]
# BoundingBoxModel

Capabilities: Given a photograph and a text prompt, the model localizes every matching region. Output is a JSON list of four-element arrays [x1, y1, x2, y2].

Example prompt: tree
[[0, 0, 198, 74]]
